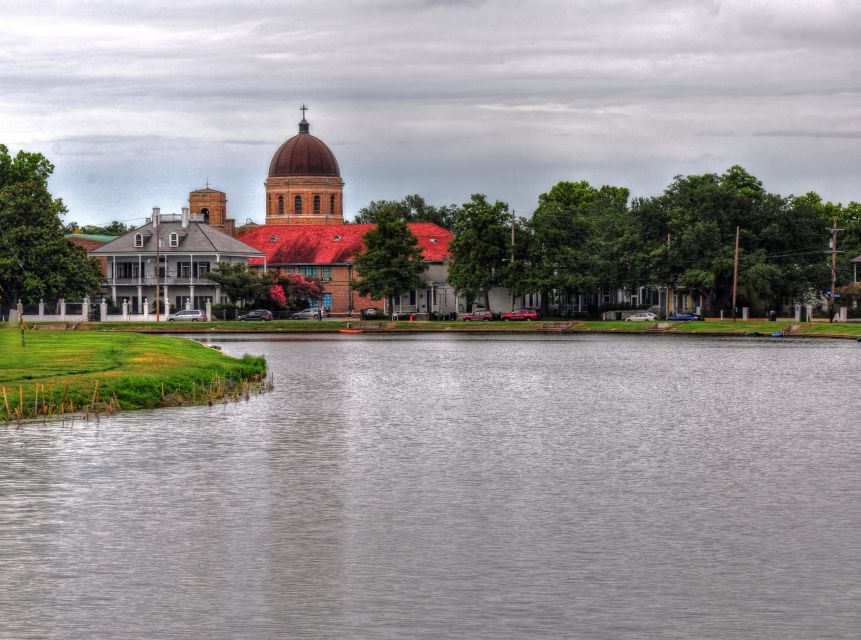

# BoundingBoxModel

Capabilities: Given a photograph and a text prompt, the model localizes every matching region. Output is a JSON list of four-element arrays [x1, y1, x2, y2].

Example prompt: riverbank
[[0, 329, 266, 423], [56, 318, 861, 339]]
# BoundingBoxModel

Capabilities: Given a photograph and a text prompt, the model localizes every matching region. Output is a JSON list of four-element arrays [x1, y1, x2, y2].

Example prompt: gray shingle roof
[[90, 222, 263, 256]]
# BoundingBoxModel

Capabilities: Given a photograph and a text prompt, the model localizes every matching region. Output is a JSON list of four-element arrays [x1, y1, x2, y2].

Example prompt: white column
[[38, 299, 45, 320]]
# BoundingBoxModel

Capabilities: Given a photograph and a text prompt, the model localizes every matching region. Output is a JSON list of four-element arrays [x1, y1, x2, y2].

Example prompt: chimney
[[152, 207, 160, 228], [181, 207, 189, 228]]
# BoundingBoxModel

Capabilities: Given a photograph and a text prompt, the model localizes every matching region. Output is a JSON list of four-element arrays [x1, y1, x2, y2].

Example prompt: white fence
[[8, 298, 213, 324]]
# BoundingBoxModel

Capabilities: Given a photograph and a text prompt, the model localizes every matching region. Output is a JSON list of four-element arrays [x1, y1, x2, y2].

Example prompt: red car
[[462, 309, 497, 321], [501, 307, 541, 321]]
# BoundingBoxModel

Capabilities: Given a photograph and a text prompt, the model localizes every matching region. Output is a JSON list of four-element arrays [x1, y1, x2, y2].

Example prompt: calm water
[[1, 333, 860, 639]]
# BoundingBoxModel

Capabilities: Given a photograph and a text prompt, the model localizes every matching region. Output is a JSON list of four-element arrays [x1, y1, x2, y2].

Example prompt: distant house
[[239, 223, 457, 317], [89, 209, 264, 313], [66, 232, 118, 275]]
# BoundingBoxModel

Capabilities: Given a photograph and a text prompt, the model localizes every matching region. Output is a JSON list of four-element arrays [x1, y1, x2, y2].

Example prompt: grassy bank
[[0, 329, 266, 423], [26, 318, 861, 338]]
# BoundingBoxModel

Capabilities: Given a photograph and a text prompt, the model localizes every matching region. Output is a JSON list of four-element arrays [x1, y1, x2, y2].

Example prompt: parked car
[[360, 307, 383, 319], [238, 309, 273, 321], [168, 309, 206, 322], [625, 311, 658, 322], [291, 307, 328, 320], [501, 307, 540, 321], [462, 309, 498, 321], [668, 311, 704, 321]]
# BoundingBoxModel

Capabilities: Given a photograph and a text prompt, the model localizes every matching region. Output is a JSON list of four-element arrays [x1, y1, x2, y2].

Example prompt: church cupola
[[264, 105, 344, 225]]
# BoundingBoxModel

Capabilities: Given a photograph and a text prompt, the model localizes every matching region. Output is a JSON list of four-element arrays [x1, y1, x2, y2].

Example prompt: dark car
[[168, 309, 207, 322], [360, 307, 384, 319], [238, 309, 273, 321], [668, 311, 704, 321], [462, 309, 497, 321], [501, 307, 540, 321]]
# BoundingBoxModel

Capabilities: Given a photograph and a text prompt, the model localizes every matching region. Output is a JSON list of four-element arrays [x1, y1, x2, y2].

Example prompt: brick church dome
[[268, 117, 340, 178]]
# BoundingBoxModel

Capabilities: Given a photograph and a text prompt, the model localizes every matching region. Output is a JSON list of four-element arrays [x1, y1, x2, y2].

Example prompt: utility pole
[[154, 207, 161, 323], [665, 234, 671, 318], [510, 210, 516, 312], [732, 226, 740, 322], [829, 217, 841, 323]]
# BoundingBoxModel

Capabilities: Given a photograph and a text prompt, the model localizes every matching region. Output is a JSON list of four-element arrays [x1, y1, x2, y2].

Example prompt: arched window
[[294, 195, 303, 215], [201, 207, 210, 223], [278, 195, 284, 215], [330, 195, 336, 214], [313, 195, 321, 214], [134, 233, 143, 247]]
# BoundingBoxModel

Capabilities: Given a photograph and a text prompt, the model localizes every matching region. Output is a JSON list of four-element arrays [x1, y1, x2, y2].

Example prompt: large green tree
[[448, 194, 511, 309], [527, 181, 632, 308], [631, 166, 829, 311], [352, 194, 457, 229], [0, 145, 102, 305], [350, 204, 427, 314], [205, 263, 269, 303]]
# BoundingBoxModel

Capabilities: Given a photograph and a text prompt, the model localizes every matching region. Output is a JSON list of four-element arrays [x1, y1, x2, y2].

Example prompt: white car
[[625, 311, 657, 322], [291, 307, 328, 320]]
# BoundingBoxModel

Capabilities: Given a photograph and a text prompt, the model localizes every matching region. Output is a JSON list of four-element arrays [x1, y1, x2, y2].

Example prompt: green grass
[[0, 328, 266, 421], [794, 322, 861, 336], [573, 321, 659, 331], [667, 320, 794, 333]]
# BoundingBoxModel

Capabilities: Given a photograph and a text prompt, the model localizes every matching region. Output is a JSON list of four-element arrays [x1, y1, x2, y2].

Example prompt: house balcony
[[104, 276, 216, 286]]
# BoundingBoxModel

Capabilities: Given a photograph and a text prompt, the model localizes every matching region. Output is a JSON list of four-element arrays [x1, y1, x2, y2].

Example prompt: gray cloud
[[2, 0, 861, 224]]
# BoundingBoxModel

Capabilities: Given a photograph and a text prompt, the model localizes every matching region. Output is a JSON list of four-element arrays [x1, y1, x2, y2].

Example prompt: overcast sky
[[2, 0, 860, 227]]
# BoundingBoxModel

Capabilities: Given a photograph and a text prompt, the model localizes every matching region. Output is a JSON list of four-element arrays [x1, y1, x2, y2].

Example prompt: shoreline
[[1, 330, 267, 424], [56, 319, 861, 340]]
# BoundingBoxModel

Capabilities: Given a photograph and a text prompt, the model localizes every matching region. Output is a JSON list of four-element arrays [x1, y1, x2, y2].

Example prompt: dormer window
[[269, 236, 279, 243], [333, 235, 341, 242], [134, 233, 143, 247], [169, 232, 179, 247], [429, 238, 438, 244]]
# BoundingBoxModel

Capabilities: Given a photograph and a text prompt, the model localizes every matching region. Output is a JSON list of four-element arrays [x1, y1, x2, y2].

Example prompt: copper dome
[[268, 118, 340, 178]]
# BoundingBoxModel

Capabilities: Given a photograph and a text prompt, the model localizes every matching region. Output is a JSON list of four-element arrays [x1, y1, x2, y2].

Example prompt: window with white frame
[[134, 233, 143, 247], [169, 232, 179, 247]]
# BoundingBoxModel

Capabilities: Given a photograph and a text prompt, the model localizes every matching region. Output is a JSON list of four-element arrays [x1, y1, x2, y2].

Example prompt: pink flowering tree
[[271, 272, 323, 312]]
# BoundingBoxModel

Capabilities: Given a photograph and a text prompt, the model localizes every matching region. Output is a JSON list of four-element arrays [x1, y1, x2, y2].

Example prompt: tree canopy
[[63, 220, 133, 236], [448, 194, 512, 308], [353, 194, 457, 229], [0, 145, 103, 305], [350, 204, 427, 313], [205, 262, 321, 312]]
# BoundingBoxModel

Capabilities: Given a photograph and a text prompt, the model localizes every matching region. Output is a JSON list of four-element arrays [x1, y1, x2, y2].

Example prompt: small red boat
[[339, 328, 363, 334]]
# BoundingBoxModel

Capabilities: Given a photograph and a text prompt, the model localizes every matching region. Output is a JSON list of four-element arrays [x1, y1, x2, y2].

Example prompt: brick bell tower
[[265, 106, 344, 225], [189, 185, 235, 234]]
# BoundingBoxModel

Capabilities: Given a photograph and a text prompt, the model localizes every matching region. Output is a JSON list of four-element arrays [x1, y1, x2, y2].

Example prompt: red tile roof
[[240, 223, 452, 265]]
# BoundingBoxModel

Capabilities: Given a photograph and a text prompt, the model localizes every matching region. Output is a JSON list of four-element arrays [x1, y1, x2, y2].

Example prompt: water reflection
[[1, 334, 860, 639]]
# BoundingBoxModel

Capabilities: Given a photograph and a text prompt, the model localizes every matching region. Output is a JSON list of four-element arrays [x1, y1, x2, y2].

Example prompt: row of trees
[[3, 144, 859, 316], [366, 168, 861, 313]]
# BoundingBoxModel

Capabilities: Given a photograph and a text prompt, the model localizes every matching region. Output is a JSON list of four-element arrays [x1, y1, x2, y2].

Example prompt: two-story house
[[90, 209, 265, 313]]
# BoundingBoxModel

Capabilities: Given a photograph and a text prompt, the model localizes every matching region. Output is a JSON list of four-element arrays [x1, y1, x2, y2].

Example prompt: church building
[[237, 109, 457, 318]]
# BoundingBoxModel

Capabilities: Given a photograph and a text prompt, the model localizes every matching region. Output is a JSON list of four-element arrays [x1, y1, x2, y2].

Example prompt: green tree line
[[371, 168, 859, 313]]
